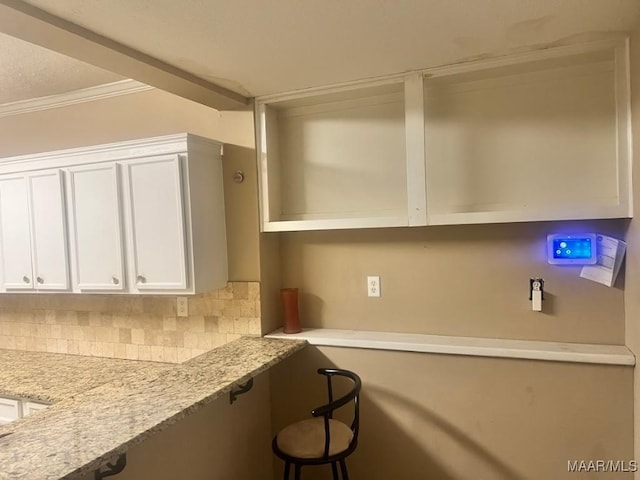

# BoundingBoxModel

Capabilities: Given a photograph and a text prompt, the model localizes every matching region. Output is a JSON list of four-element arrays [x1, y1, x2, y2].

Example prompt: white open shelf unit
[[255, 39, 632, 232], [266, 328, 635, 366]]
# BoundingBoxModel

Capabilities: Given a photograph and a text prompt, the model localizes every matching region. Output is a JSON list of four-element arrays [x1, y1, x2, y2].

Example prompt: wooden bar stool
[[273, 368, 361, 480]]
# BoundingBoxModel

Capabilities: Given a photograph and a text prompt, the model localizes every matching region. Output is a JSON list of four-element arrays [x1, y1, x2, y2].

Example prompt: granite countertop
[[0, 337, 306, 480]]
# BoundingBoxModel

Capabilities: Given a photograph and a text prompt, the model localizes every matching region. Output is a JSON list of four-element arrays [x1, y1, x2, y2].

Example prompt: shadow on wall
[[269, 348, 523, 480], [220, 144, 260, 282], [359, 385, 523, 480], [280, 219, 631, 248], [299, 292, 325, 327]]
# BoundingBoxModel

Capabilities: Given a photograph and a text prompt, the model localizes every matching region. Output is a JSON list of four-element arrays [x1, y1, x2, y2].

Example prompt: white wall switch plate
[[177, 297, 188, 317], [367, 276, 381, 297]]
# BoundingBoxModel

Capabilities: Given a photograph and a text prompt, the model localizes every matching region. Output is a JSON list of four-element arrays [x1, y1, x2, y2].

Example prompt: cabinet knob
[[112, 276, 120, 285], [136, 275, 146, 284], [36, 277, 44, 284], [22, 276, 30, 284]]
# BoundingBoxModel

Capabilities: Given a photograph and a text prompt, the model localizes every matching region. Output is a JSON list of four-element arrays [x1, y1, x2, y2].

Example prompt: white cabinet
[[123, 155, 188, 291], [0, 397, 49, 425], [0, 170, 69, 291], [115, 142, 227, 295], [67, 164, 125, 291], [22, 401, 48, 417], [0, 133, 227, 295], [256, 39, 631, 231], [0, 397, 20, 426], [114, 140, 227, 295]]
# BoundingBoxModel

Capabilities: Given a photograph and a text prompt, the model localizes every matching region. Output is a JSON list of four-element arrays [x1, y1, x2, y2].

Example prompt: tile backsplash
[[0, 282, 260, 363]]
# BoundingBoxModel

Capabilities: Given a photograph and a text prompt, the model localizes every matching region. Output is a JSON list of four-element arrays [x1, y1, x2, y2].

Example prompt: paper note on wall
[[580, 234, 627, 287]]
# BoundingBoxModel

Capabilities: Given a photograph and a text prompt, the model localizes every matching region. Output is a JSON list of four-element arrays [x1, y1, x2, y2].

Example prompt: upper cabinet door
[[124, 155, 188, 291], [28, 170, 69, 290], [0, 176, 34, 290], [68, 164, 125, 291]]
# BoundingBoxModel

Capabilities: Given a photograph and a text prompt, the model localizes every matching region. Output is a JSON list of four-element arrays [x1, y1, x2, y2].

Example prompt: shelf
[[265, 328, 635, 366], [256, 39, 631, 232], [256, 80, 415, 231], [423, 43, 631, 224], [261, 215, 409, 232]]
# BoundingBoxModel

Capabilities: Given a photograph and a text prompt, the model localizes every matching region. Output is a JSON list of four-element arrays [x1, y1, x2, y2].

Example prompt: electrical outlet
[[177, 297, 188, 317], [367, 276, 381, 297]]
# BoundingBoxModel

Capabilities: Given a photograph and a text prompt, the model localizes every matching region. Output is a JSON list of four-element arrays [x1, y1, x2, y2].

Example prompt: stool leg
[[294, 464, 301, 480], [339, 459, 349, 480], [331, 461, 339, 480], [283, 461, 290, 480]]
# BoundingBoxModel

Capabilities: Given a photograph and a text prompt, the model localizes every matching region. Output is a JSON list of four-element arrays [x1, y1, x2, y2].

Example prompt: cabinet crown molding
[[0, 133, 222, 175]]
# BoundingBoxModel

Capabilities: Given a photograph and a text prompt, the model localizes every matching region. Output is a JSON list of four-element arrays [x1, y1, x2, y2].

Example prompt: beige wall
[[624, 24, 640, 477], [279, 219, 627, 343], [222, 144, 260, 282], [272, 211, 633, 480], [271, 347, 634, 480], [0, 87, 262, 360], [81, 371, 273, 480]]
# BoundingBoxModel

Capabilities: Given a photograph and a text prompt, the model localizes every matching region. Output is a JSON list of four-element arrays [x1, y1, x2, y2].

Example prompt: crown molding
[[0, 79, 154, 118]]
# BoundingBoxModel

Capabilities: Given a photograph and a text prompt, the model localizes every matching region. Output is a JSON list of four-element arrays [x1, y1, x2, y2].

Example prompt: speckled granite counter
[[0, 337, 306, 480]]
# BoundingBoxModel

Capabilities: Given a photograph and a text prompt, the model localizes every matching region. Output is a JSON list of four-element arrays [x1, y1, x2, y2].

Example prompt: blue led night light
[[547, 234, 598, 265]]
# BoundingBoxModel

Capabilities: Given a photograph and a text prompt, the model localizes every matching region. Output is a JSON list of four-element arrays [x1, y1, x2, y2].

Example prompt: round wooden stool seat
[[276, 418, 354, 459]]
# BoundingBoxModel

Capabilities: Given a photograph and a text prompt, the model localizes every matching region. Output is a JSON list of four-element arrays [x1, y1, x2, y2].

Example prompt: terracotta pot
[[280, 288, 301, 334]]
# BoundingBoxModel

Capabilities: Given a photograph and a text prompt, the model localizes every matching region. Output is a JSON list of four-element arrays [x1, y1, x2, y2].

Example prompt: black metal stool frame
[[273, 368, 361, 480]]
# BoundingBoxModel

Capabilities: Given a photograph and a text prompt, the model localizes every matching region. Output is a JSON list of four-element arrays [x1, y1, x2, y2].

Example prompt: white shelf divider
[[265, 328, 635, 366]]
